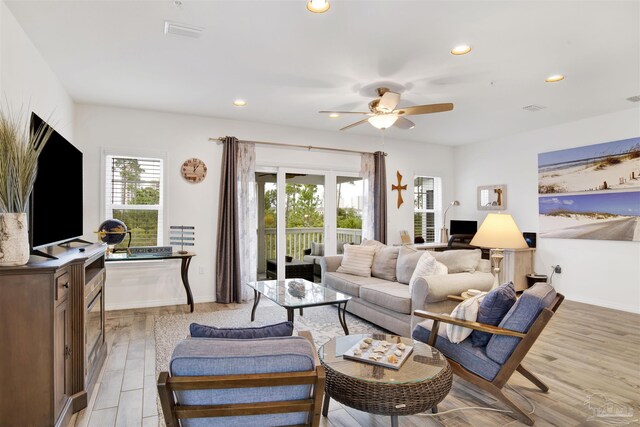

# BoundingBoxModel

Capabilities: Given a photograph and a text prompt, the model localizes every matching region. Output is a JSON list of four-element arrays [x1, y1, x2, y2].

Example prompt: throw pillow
[[361, 238, 386, 249], [446, 293, 485, 344], [433, 261, 449, 276], [311, 241, 324, 256], [432, 249, 482, 273], [395, 246, 424, 284], [337, 241, 346, 254], [371, 246, 400, 281], [189, 321, 294, 339], [471, 282, 517, 347], [336, 244, 376, 277], [408, 251, 437, 293]]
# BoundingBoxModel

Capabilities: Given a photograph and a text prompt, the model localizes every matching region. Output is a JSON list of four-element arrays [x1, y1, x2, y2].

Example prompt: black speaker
[[523, 232, 536, 248]]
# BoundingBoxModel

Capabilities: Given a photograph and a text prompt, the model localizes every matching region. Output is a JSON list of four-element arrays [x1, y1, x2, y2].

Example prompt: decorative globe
[[97, 219, 128, 245]]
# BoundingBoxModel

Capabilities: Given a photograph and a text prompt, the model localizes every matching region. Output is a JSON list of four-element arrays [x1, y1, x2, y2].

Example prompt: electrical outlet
[[198, 266, 205, 275], [553, 265, 562, 274]]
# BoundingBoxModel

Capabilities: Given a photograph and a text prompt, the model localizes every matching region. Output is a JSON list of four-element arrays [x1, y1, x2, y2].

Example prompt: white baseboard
[[106, 295, 216, 311], [565, 295, 640, 314]]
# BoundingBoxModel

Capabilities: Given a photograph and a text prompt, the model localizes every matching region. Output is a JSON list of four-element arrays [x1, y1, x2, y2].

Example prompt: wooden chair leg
[[517, 364, 549, 392], [493, 388, 535, 426]]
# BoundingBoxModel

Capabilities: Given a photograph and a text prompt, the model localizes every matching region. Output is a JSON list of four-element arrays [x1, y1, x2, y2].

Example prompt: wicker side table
[[318, 334, 452, 427]]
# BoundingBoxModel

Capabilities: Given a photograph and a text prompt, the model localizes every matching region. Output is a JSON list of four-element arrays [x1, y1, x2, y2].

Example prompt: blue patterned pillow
[[471, 282, 516, 347], [189, 321, 294, 339]]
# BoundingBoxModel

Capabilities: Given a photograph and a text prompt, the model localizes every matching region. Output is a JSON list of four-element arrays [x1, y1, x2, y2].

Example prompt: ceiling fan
[[319, 87, 454, 131]]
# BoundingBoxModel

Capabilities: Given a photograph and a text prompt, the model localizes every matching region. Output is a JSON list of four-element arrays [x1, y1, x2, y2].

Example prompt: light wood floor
[[71, 299, 640, 427]]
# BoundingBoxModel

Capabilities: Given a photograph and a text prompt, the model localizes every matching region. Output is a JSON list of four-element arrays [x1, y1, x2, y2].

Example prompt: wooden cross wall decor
[[392, 171, 407, 208]]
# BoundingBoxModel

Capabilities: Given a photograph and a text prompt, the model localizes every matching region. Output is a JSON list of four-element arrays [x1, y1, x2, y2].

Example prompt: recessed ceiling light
[[307, 0, 330, 13], [450, 45, 472, 55], [545, 74, 565, 83], [328, 113, 340, 118], [233, 99, 247, 107]]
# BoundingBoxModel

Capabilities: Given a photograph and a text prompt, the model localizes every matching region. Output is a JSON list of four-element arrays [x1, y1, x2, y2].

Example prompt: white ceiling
[[6, 0, 640, 146]]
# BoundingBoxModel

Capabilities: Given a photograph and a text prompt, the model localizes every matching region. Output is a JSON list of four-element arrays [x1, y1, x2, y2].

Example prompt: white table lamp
[[470, 213, 528, 288]]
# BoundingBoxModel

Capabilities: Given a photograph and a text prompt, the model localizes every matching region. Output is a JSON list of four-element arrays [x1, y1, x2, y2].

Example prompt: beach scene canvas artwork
[[538, 138, 640, 241], [538, 137, 640, 194]]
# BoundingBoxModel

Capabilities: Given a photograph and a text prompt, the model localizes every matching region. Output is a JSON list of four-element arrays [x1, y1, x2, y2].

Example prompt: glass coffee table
[[318, 333, 452, 427], [246, 279, 351, 335]]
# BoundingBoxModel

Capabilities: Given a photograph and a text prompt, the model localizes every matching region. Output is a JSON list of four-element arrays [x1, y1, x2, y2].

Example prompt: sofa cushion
[[360, 282, 412, 314], [396, 246, 423, 284], [189, 321, 294, 339], [432, 249, 482, 273], [471, 282, 517, 347], [170, 336, 315, 427], [324, 272, 389, 297], [486, 282, 557, 364], [311, 241, 324, 256], [337, 244, 376, 277], [412, 320, 501, 381], [371, 246, 400, 281], [409, 251, 437, 293]]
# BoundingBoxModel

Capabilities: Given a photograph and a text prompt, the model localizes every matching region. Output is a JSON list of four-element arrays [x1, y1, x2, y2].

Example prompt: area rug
[[154, 303, 385, 375]]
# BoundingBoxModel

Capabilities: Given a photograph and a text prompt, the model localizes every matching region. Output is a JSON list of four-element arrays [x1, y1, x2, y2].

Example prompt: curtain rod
[[209, 137, 386, 156]]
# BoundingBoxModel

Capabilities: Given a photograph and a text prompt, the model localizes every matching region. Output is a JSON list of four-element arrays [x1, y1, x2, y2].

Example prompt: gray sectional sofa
[[320, 246, 494, 336]]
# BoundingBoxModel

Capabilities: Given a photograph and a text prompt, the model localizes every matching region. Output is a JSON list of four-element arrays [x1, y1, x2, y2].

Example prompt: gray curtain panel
[[215, 136, 242, 303], [374, 151, 387, 244]]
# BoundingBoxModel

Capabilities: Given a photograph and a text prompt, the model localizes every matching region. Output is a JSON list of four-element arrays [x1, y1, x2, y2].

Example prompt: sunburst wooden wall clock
[[181, 158, 207, 183]]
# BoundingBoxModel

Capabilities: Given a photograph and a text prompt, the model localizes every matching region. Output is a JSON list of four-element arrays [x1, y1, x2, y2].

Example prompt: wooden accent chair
[[157, 331, 325, 427], [413, 282, 564, 425]]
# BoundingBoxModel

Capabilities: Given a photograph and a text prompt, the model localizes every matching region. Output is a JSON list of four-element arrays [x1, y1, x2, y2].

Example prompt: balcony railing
[[261, 227, 362, 265]]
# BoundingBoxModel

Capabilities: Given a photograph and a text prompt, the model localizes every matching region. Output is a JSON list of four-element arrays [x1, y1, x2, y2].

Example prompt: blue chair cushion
[[471, 282, 517, 347], [189, 321, 293, 339], [486, 282, 557, 365], [412, 319, 501, 381], [170, 336, 315, 427]]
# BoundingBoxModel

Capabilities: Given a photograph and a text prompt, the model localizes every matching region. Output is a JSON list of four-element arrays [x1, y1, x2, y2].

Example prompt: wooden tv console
[[0, 243, 107, 427]]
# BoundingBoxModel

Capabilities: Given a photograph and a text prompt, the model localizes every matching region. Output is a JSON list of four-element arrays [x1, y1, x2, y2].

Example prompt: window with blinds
[[414, 176, 442, 243], [104, 154, 164, 248]]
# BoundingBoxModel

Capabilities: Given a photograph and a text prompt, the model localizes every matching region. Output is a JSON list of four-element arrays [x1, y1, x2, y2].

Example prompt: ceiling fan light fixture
[[328, 113, 340, 118], [368, 114, 398, 130], [545, 74, 565, 83], [307, 0, 330, 13], [451, 45, 472, 55]]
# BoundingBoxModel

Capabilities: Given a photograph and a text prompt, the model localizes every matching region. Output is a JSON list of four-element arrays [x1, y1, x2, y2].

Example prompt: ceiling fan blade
[[395, 103, 454, 116], [394, 117, 415, 129], [319, 110, 371, 115], [378, 91, 401, 112], [340, 118, 370, 131]]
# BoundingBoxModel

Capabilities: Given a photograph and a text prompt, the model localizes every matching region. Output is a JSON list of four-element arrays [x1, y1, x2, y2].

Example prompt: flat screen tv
[[29, 113, 84, 249], [450, 220, 477, 236]]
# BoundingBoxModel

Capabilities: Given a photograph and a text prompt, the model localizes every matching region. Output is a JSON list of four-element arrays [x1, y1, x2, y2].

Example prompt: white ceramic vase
[[0, 213, 30, 266]]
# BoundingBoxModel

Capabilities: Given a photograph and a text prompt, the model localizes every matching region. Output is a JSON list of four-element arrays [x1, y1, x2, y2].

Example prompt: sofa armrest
[[411, 272, 494, 307], [319, 255, 343, 283]]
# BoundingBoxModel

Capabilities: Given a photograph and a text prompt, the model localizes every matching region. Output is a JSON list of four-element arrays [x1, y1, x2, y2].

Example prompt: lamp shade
[[470, 213, 528, 249]]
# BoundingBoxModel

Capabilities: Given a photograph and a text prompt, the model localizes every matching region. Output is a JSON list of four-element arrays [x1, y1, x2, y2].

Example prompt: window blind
[[104, 154, 164, 247]]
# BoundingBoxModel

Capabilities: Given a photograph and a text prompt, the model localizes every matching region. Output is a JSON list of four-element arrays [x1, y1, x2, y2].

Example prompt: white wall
[[454, 108, 640, 313], [0, 1, 74, 140], [75, 104, 455, 310]]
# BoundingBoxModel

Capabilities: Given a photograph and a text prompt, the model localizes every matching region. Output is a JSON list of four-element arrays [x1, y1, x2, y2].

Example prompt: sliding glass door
[[256, 167, 360, 282]]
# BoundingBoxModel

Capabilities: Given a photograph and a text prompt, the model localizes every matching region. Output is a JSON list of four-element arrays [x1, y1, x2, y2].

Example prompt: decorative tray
[[343, 337, 413, 370]]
